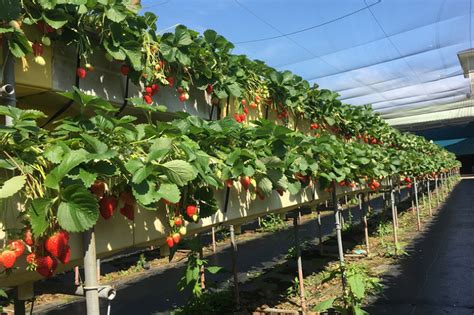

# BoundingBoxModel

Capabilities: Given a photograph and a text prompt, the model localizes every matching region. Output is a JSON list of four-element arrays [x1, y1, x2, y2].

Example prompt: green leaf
[[57, 185, 99, 232], [0, 175, 26, 199], [159, 160, 197, 186], [42, 10, 69, 29], [27, 198, 52, 237], [45, 149, 89, 190], [147, 138, 172, 162], [207, 266, 222, 274], [312, 298, 335, 312], [81, 134, 108, 154], [257, 177, 273, 195], [347, 273, 365, 299], [44, 145, 65, 163], [175, 26, 193, 46], [106, 5, 127, 22], [157, 183, 180, 204]]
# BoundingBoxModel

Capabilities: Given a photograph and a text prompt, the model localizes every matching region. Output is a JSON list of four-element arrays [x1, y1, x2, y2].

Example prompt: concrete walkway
[[367, 178, 474, 314]]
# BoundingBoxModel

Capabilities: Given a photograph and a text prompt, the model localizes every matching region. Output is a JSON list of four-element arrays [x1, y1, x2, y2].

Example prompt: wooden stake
[[229, 225, 240, 308], [293, 214, 307, 313], [211, 227, 216, 253], [361, 194, 370, 254], [414, 179, 421, 231], [390, 184, 399, 255], [317, 207, 323, 255]]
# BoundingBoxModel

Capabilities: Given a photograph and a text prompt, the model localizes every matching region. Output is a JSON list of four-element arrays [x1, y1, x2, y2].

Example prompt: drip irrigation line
[[234, 0, 381, 44], [42, 53, 81, 128], [116, 76, 130, 117]]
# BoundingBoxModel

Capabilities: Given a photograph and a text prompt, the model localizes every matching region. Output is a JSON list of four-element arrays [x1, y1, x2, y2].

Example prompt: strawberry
[[120, 204, 135, 220], [241, 99, 247, 106], [120, 191, 136, 206], [41, 36, 51, 46], [58, 230, 70, 242], [36, 255, 57, 277], [58, 245, 71, 264], [184, 93, 189, 100], [178, 93, 187, 102], [24, 229, 34, 246], [145, 86, 153, 95], [338, 181, 346, 187], [120, 64, 129, 76], [177, 87, 184, 94], [239, 113, 246, 122], [243, 108, 249, 114], [310, 123, 319, 130], [192, 214, 199, 222], [26, 253, 36, 264], [225, 179, 234, 188], [179, 226, 187, 235], [32, 41, 43, 56], [186, 205, 197, 217], [249, 102, 258, 109], [407, 183, 412, 189], [1, 250, 17, 268], [206, 84, 214, 94], [99, 196, 117, 219], [76, 67, 87, 79], [255, 95, 261, 102], [85, 63, 94, 71], [371, 138, 377, 144], [174, 217, 182, 226], [151, 84, 159, 93], [234, 113, 242, 123], [9, 240, 25, 257], [45, 232, 68, 258], [276, 188, 285, 196], [172, 233, 181, 244], [90, 180, 106, 198], [167, 76, 175, 87], [143, 94, 153, 104], [240, 176, 251, 190], [166, 236, 174, 248]]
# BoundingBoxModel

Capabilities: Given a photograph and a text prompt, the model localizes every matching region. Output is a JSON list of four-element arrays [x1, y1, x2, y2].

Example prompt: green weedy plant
[[177, 238, 222, 311], [259, 213, 286, 232], [313, 263, 382, 315]]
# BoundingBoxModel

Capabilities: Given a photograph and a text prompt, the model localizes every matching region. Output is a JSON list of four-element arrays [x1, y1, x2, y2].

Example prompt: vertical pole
[[414, 179, 421, 231], [199, 234, 205, 289], [13, 288, 26, 315], [83, 229, 100, 315], [211, 227, 216, 254], [435, 175, 440, 206], [332, 183, 346, 290], [390, 183, 399, 255], [317, 207, 323, 255], [427, 179, 432, 216], [293, 214, 307, 313], [362, 193, 370, 254], [229, 225, 240, 308], [96, 259, 101, 283]]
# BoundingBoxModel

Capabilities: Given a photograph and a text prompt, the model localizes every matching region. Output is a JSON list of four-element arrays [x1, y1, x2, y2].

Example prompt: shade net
[[142, 0, 474, 118]]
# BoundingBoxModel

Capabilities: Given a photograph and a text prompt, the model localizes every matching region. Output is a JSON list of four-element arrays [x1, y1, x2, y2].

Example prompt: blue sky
[[141, 0, 473, 113]]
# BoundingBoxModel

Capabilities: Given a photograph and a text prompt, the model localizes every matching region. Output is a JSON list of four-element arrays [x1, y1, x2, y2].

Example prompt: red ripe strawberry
[[145, 86, 153, 95], [174, 217, 182, 226], [120, 64, 129, 76], [120, 204, 135, 220], [36, 255, 57, 277], [310, 123, 319, 130], [120, 190, 136, 206], [99, 196, 117, 219], [206, 84, 214, 94], [407, 183, 412, 189], [338, 181, 346, 187], [151, 84, 159, 93], [32, 41, 44, 56], [58, 245, 71, 264], [243, 108, 249, 114], [249, 102, 258, 109], [240, 176, 251, 190], [172, 233, 181, 244], [9, 240, 25, 257], [234, 113, 242, 123], [177, 87, 184, 94], [225, 179, 234, 188], [45, 231, 69, 258], [26, 253, 36, 264], [166, 236, 174, 248], [76, 67, 87, 79], [186, 205, 197, 217], [90, 180, 106, 198], [371, 138, 377, 144], [241, 99, 247, 106], [178, 93, 187, 102], [239, 113, 246, 122], [143, 94, 153, 104], [1, 250, 17, 268], [24, 229, 34, 246], [167, 76, 175, 87]]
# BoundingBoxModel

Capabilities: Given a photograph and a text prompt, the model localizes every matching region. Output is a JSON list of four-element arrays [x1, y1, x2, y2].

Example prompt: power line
[[234, 0, 381, 44], [141, 0, 172, 10]]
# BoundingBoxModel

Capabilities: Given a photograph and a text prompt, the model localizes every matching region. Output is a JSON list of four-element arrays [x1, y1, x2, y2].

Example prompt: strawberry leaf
[[57, 185, 99, 232]]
